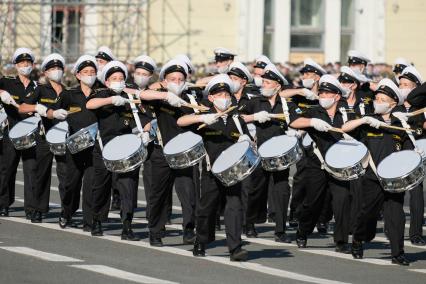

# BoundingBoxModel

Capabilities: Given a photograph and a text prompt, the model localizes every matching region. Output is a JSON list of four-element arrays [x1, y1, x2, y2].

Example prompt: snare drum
[[66, 123, 98, 154], [414, 139, 426, 164], [163, 131, 206, 169], [102, 134, 147, 173], [8, 116, 41, 150], [258, 135, 303, 171], [211, 141, 260, 186], [0, 113, 7, 140], [324, 140, 369, 180], [46, 121, 69, 155], [377, 150, 425, 193]]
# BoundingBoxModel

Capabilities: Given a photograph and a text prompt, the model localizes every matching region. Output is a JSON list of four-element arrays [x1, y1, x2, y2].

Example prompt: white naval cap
[[40, 53, 65, 72], [393, 57, 411, 74], [159, 58, 188, 81], [174, 54, 195, 75], [300, 58, 326, 76], [338, 66, 363, 84], [227, 61, 253, 82], [134, 55, 157, 73], [375, 78, 403, 105], [254, 55, 272, 69], [95, 46, 116, 62], [347, 50, 370, 65], [400, 66, 423, 86], [319, 74, 348, 97], [205, 74, 233, 95], [214, 47, 236, 62], [100, 60, 128, 84], [71, 55, 97, 75], [262, 63, 288, 87], [12, 47, 35, 64]]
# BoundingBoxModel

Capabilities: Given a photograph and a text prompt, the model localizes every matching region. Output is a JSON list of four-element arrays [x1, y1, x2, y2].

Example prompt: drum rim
[[258, 135, 299, 159], [163, 131, 203, 155], [211, 141, 252, 174], [261, 143, 303, 172], [8, 116, 40, 139], [46, 122, 69, 144], [217, 151, 261, 186], [377, 150, 423, 179], [102, 134, 145, 162], [66, 122, 98, 140]]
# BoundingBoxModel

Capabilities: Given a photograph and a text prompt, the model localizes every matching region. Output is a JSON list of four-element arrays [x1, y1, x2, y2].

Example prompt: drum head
[[377, 150, 421, 179], [212, 141, 249, 173], [103, 134, 142, 161], [9, 116, 40, 139], [325, 140, 368, 168], [415, 139, 426, 153], [163, 131, 202, 155], [258, 135, 298, 158], [46, 121, 69, 144]]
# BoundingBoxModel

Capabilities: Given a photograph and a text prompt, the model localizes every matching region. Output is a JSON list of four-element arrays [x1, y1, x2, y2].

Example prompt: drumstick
[[197, 105, 238, 130], [130, 99, 141, 104], [269, 113, 286, 119], [329, 127, 345, 134], [380, 124, 415, 132], [408, 107, 426, 117], [182, 102, 210, 112], [67, 109, 81, 115]]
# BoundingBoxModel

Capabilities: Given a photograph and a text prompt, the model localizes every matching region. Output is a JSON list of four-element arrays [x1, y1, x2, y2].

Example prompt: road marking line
[[0, 246, 83, 262], [70, 265, 178, 284], [409, 269, 426, 274], [0, 216, 350, 284], [300, 249, 393, 266]]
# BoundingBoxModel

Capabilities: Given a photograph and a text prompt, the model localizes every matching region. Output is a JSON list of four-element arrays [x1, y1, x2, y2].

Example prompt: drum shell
[[163, 140, 206, 169], [46, 122, 69, 156], [259, 139, 303, 172], [325, 153, 369, 181], [212, 142, 260, 187], [102, 136, 147, 173], [9, 117, 40, 150], [66, 123, 98, 154]]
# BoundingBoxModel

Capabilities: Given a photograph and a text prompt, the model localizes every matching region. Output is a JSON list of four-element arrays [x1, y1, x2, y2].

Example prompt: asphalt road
[[0, 162, 426, 284]]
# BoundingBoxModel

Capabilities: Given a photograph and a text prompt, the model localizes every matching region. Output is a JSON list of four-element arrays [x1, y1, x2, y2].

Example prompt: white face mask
[[80, 75, 97, 87], [319, 97, 335, 109], [217, 65, 229, 74], [109, 80, 126, 93], [399, 88, 412, 100], [167, 81, 186, 96], [302, 78, 315, 89], [342, 87, 351, 98], [47, 69, 63, 83], [231, 80, 241, 93], [213, 97, 231, 111], [253, 76, 263, 87], [374, 101, 392, 114], [18, 66, 32, 76], [261, 87, 278, 97], [134, 75, 151, 88]]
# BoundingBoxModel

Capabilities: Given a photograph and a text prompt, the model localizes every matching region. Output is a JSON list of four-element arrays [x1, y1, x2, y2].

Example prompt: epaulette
[[3, 75, 16, 80]]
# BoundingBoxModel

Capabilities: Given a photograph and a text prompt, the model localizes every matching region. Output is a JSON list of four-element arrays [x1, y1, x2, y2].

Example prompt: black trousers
[[148, 145, 196, 237], [196, 167, 243, 252], [290, 156, 309, 218], [91, 146, 139, 222], [0, 133, 37, 211], [297, 159, 351, 243], [352, 175, 405, 257], [62, 147, 94, 225], [409, 183, 424, 237], [32, 135, 67, 213], [142, 143, 154, 219], [247, 165, 290, 234]]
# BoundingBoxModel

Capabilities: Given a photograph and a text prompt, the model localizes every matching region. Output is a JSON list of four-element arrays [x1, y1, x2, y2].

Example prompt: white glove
[[302, 88, 319, 100], [392, 111, 410, 122], [111, 95, 130, 106], [342, 133, 354, 140], [52, 109, 68, 120], [253, 111, 271, 123], [0, 91, 17, 105], [238, 134, 251, 142], [165, 92, 186, 107], [363, 116, 382, 129], [35, 104, 48, 117], [285, 128, 302, 138], [141, 131, 150, 146], [199, 113, 218, 125], [310, 118, 332, 132]]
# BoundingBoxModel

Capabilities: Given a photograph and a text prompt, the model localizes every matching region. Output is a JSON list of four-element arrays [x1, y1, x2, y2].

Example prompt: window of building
[[340, 0, 355, 63], [262, 0, 274, 57]]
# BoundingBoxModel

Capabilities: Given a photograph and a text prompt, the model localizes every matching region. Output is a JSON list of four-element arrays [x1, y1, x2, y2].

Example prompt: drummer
[[0, 47, 38, 218], [177, 74, 252, 261], [18, 53, 68, 223], [47, 55, 98, 231], [86, 60, 151, 240], [391, 66, 425, 246], [241, 63, 299, 242], [341, 78, 410, 265]]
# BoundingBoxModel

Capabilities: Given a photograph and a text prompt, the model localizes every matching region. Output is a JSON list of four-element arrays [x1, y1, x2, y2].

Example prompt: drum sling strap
[[359, 102, 365, 116], [186, 91, 200, 114], [151, 111, 164, 148], [127, 93, 144, 134], [280, 96, 291, 125]]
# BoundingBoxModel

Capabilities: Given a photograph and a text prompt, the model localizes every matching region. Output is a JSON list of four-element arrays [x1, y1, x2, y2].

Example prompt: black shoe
[[121, 220, 140, 241], [296, 231, 307, 248], [0, 207, 9, 217], [59, 215, 71, 229], [149, 234, 163, 247], [31, 211, 42, 223], [275, 233, 292, 243], [245, 223, 258, 238], [193, 239, 206, 257], [335, 242, 351, 254], [410, 235, 426, 246], [230, 247, 248, 262], [316, 222, 328, 234], [289, 218, 299, 228], [215, 216, 221, 231], [351, 240, 363, 259], [391, 254, 410, 266], [82, 223, 92, 232], [91, 219, 103, 236], [183, 228, 196, 244], [25, 210, 32, 220]]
